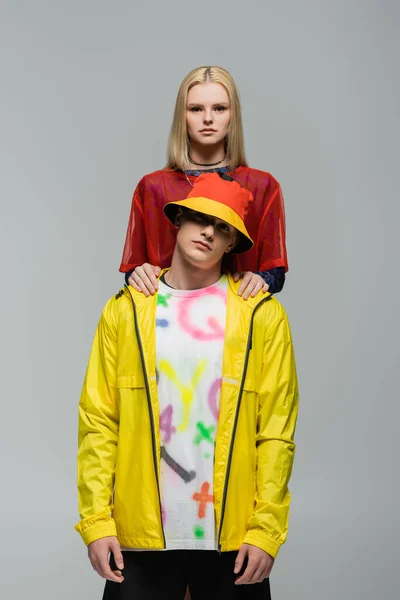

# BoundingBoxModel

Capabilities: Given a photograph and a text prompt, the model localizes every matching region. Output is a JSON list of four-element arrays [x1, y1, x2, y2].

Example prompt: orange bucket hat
[[164, 173, 254, 253]]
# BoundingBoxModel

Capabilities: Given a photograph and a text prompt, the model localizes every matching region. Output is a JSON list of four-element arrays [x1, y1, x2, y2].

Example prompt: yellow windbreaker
[[75, 275, 298, 558]]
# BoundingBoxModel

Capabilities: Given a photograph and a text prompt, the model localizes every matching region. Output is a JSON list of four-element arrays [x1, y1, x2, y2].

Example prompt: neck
[[188, 140, 228, 168], [165, 248, 223, 290]]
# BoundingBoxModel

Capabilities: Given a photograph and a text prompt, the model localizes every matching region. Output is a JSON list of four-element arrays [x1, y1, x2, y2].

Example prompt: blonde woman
[[121, 66, 288, 300]]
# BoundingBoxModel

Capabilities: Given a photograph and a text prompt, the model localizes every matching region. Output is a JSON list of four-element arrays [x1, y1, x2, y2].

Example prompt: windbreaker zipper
[[126, 286, 166, 548], [217, 295, 273, 552]]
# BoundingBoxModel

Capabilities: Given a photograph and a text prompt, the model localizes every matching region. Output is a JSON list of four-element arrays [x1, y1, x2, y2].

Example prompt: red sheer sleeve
[[226, 169, 288, 274], [257, 180, 288, 272], [119, 180, 148, 273]]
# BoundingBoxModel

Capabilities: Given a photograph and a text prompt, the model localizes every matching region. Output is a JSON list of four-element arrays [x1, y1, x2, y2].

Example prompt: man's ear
[[174, 208, 184, 228], [225, 232, 239, 253]]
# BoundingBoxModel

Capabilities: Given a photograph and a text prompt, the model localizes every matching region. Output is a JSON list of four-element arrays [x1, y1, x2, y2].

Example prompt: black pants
[[103, 550, 271, 600]]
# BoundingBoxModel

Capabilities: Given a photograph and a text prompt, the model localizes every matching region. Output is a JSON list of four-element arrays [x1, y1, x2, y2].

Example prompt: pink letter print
[[208, 378, 221, 421], [160, 404, 176, 443], [178, 286, 226, 340]]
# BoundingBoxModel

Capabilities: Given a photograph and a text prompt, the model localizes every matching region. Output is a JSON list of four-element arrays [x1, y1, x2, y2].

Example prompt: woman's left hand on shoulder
[[233, 272, 269, 300]]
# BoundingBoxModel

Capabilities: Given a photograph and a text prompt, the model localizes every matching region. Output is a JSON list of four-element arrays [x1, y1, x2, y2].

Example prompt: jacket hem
[[117, 535, 165, 550]]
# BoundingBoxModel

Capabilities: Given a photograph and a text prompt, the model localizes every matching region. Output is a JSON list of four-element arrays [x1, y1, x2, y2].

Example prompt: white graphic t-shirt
[[156, 275, 228, 550]]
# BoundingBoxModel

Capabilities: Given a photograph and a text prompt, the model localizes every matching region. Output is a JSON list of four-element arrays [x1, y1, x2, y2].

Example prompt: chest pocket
[[117, 374, 146, 389], [242, 376, 259, 394], [242, 317, 266, 394], [117, 373, 158, 398], [242, 349, 261, 394]]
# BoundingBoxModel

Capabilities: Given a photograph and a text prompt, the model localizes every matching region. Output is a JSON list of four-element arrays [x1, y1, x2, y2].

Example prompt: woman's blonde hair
[[166, 66, 248, 171]]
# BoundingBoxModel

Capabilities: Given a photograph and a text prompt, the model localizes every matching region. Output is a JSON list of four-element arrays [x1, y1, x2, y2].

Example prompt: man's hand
[[128, 263, 161, 296], [234, 543, 274, 585], [233, 272, 269, 300], [88, 536, 124, 583]]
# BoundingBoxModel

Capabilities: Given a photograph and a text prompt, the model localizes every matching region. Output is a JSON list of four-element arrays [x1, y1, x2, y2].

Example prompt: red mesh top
[[119, 166, 288, 274]]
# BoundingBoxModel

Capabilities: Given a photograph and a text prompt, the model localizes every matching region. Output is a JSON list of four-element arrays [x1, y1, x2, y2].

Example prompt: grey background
[[1, 1, 399, 598]]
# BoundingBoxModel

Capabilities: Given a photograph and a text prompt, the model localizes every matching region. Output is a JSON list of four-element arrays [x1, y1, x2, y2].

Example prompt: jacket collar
[[124, 268, 272, 310]]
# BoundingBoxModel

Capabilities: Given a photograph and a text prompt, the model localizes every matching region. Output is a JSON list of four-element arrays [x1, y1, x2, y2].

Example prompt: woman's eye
[[215, 106, 227, 112], [189, 107, 201, 112]]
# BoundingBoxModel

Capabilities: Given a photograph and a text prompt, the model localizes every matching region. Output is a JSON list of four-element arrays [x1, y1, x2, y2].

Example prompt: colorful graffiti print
[[159, 359, 207, 432], [192, 482, 214, 519], [177, 286, 227, 341], [161, 446, 196, 483], [160, 404, 176, 443], [193, 421, 215, 446]]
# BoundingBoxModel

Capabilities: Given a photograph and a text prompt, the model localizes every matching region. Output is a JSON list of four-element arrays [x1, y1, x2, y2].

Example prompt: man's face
[[175, 209, 238, 268]]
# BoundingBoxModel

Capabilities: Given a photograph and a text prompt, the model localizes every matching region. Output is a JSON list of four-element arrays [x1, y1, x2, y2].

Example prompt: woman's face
[[186, 82, 231, 149]]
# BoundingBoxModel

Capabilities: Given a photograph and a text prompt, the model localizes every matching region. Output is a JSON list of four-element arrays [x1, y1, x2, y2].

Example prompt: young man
[[75, 173, 299, 599]]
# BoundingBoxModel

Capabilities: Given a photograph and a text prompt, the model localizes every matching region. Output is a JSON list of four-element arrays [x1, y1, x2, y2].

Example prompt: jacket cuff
[[75, 515, 117, 546], [243, 529, 282, 559]]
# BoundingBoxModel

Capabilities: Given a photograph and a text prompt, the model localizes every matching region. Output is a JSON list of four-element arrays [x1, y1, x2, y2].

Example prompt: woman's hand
[[233, 272, 269, 300], [128, 264, 161, 296]]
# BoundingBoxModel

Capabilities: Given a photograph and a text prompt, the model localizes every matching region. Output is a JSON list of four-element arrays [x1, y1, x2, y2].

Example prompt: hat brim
[[164, 197, 254, 253]]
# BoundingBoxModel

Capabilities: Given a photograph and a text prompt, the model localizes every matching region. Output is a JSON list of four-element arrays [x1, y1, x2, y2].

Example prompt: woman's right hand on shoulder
[[128, 263, 161, 296]]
